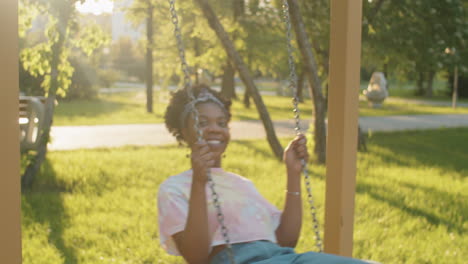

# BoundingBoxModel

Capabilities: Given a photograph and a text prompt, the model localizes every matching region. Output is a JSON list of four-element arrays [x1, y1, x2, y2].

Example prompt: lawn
[[21, 128, 467, 263], [53, 90, 468, 126]]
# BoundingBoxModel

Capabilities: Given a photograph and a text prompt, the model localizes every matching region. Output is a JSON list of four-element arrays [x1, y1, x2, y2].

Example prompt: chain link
[[168, 1, 236, 263], [169, 0, 193, 100], [282, 0, 323, 253]]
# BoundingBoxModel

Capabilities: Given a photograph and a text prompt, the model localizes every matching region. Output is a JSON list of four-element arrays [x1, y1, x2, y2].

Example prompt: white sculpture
[[363, 72, 388, 108]]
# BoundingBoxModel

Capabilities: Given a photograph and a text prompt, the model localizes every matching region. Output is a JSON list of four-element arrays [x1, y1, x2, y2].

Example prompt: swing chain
[[169, 1, 236, 263], [282, 0, 323, 253], [207, 176, 236, 264], [169, 0, 193, 99]]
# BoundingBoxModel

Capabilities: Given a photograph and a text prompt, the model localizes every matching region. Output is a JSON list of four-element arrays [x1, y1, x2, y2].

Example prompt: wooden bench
[[19, 96, 46, 153]]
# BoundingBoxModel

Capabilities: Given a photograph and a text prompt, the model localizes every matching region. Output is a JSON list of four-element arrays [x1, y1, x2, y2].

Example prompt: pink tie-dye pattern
[[157, 168, 282, 256]]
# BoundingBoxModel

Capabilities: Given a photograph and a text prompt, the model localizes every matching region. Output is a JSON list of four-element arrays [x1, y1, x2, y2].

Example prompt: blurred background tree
[[362, 0, 468, 97], [19, 0, 109, 187]]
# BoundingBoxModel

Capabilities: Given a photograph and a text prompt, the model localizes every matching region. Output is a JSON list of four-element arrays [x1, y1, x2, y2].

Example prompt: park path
[[49, 114, 468, 150]]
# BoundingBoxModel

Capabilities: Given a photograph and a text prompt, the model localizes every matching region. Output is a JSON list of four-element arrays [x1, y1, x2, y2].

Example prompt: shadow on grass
[[22, 159, 78, 264], [357, 180, 466, 234], [366, 128, 468, 176]]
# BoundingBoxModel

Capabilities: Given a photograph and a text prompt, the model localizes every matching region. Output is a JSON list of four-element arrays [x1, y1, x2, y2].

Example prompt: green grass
[[53, 90, 468, 126], [53, 92, 166, 126], [53, 91, 315, 126], [21, 128, 467, 263], [359, 100, 468, 116]]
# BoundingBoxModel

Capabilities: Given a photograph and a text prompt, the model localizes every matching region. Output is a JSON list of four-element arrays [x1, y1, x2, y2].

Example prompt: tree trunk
[[357, 125, 367, 152], [145, 5, 154, 113], [425, 70, 435, 98], [195, 0, 283, 159], [297, 67, 305, 102], [243, 89, 251, 108], [312, 39, 329, 78], [22, 4, 72, 188], [233, 0, 245, 18], [416, 71, 425, 96], [287, 0, 327, 164], [452, 65, 458, 109], [243, 52, 252, 108], [383, 62, 389, 90], [221, 61, 237, 100]]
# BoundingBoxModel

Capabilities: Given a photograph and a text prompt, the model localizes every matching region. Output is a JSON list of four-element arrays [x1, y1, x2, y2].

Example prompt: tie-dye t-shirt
[[157, 168, 282, 256]]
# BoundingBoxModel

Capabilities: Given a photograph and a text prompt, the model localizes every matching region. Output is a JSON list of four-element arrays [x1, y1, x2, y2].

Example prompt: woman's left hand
[[283, 133, 309, 176]]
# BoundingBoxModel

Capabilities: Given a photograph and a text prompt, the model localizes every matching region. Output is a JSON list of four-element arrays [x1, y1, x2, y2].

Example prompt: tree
[[21, 0, 76, 187], [194, 0, 284, 159], [221, 0, 244, 101], [146, 3, 154, 113], [362, 0, 468, 97], [111, 37, 145, 81], [288, 0, 369, 158], [20, 0, 107, 187], [286, 0, 327, 163], [124, 0, 156, 113]]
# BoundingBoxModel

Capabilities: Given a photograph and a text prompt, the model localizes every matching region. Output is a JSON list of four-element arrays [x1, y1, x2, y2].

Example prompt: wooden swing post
[[0, 0, 22, 263], [325, 0, 363, 257]]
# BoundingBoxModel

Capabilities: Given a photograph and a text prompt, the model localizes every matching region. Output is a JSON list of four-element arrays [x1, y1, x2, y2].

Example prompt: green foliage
[[18, 0, 41, 40], [240, 2, 291, 78], [19, 0, 109, 98], [362, 0, 468, 80], [21, 128, 467, 263], [63, 55, 99, 100], [122, 0, 295, 85], [71, 22, 110, 57], [21, 42, 52, 78], [298, 0, 330, 78], [110, 37, 145, 82], [19, 60, 45, 96], [97, 69, 120, 89]]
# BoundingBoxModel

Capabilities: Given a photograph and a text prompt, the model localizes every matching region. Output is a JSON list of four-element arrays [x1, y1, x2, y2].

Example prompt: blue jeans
[[210, 241, 371, 264]]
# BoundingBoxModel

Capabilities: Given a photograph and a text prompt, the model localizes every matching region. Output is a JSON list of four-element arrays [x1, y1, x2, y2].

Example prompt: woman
[[158, 84, 369, 264]]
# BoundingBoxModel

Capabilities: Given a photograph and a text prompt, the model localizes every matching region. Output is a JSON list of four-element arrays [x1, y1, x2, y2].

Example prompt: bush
[[98, 68, 120, 88], [63, 56, 99, 100], [19, 61, 44, 96]]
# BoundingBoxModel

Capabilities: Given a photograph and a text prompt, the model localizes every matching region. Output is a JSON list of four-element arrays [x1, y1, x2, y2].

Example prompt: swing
[[168, 1, 321, 263]]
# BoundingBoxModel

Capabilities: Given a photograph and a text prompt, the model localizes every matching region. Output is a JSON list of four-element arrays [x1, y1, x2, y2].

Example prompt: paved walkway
[[49, 114, 468, 150]]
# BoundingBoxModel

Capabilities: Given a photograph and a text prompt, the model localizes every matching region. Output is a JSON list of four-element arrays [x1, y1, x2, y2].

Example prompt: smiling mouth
[[207, 140, 223, 145]]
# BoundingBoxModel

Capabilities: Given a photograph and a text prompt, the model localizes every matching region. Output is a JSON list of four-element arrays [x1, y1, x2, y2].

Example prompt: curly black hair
[[164, 84, 232, 144]]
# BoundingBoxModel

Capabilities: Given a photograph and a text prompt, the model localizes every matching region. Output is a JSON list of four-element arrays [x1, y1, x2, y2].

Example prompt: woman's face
[[182, 102, 230, 162]]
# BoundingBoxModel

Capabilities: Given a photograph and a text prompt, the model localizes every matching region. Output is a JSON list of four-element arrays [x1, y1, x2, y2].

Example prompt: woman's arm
[[275, 169, 302, 248], [173, 178, 210, 264], [275, 134, 308, 248], [173, 141, 215, 264]]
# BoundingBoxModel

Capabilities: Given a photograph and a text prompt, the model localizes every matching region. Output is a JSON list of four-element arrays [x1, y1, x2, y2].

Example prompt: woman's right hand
[[190, 141, 214, 184]]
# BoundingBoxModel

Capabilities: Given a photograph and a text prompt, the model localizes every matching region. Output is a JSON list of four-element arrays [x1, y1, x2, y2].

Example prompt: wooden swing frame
[[0, 0, 362, 262]]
